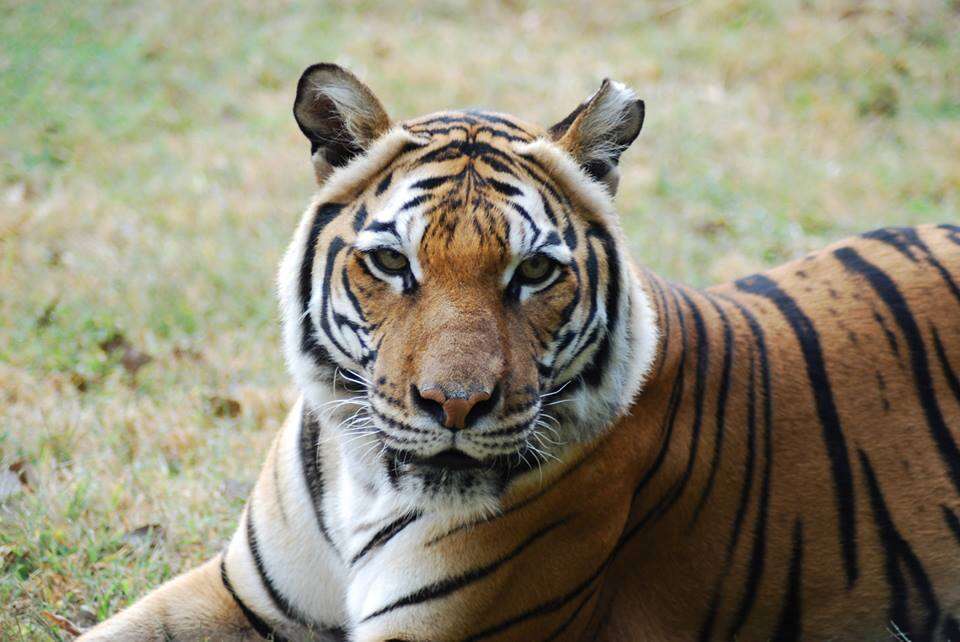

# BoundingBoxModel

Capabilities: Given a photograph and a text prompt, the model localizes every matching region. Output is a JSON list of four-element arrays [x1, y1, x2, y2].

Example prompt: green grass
[[1, 0, 958, 638]]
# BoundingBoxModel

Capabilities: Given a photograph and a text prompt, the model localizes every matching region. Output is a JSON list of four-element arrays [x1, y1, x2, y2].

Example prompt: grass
[[1, 0, 958, 638]]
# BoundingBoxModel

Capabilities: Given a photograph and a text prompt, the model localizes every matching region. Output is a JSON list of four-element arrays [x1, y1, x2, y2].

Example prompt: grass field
[[1, 0, 958, 637]]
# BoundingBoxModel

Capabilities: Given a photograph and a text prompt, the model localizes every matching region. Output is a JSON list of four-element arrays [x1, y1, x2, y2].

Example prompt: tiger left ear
[[549, 79, 644, 195], [293, 63, 392, 184]]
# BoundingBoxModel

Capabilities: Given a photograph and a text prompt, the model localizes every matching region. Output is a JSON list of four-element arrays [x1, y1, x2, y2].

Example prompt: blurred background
[[1, 0, 958, 637]]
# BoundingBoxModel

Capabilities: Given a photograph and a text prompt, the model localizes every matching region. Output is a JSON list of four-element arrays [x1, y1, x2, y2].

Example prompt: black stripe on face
[[487, 177, 523, 197], [411, 174, 459, 190], [835, 247, 960, 496], [375, 172, 392, 196], [299, 203, 345, 370], [735, 273, 858, 587], [579, 224, 622, 387], [859, 449, 941, 640], [352, 204, 368, 232], [220, 554, 287, 641], [360, 518, 568, 622], [770, 519, 804, 642], [299, 409, 340, 555]]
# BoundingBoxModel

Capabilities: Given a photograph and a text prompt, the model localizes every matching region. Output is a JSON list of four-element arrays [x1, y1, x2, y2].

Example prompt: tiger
[[77, 63, 960, 642]]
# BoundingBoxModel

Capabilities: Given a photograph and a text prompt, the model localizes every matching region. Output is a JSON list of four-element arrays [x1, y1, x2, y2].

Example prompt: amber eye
[[370, 248, 410, 275], [516, 254, 556, 284]]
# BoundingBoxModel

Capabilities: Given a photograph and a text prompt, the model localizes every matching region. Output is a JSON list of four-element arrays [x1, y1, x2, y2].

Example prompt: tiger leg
[[79, 401, 346, 641], [76, 554, 260, 641]]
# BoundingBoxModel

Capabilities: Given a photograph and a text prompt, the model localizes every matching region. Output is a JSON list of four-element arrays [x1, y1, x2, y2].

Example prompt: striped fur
[[79, 66, 960, 641]]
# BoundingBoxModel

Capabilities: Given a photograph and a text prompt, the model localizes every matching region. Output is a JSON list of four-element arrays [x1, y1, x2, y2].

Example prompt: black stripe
[[246, 503, 316, 630], [580, 224, 622, 387], [487, 177, 523, 197], [735, 273, 858, 586], [351, 512, 421, 566], [771, 519, 804, 642], [317, 237, 359, 362], [932, 326, 960, 407], [859, 449, 940, 641], [835, 247, 960, 495], [540, 585, 599, 642], [399, 194, 430, 211], [461, 556, 606, 642], [942, 505, 960, 547], [637, 289, 708, 526], [220, 554, 287, 641], [298, 203, 344, 370], [410, 174, 458, 190], [375, 172, 392, 195], [361, 518, 568, 622], [299, 409, 339, 554], [726, 297, 775, 639], [690, 296, 733, 526], [365, 219, 399, 235], [630, 288, 687, 502], [940, 224, 960, 246], [945, 617, 960, 640], [863, 227, 960, 306], [351, 204, 368, 232]]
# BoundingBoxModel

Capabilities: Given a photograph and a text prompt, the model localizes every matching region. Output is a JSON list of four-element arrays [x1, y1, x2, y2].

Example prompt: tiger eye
[[371, 248, 410, 274], [517, 255, 554, 283]]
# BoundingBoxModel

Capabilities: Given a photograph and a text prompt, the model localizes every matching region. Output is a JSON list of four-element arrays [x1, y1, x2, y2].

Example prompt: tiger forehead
[[352, 111, 567, 271], [402, 110, 544, 144]]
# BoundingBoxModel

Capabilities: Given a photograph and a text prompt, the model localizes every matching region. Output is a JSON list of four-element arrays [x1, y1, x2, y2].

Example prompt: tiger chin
[[78, 63, 960, 642]]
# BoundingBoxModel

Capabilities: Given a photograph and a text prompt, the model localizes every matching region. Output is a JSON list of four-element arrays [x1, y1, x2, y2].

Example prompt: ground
[[1, 0, 958, 638]]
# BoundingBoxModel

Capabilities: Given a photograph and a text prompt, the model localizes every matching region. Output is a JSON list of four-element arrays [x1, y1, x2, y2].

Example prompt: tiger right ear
[[293, 63, 392, 184], [549, 79, 644, 196]]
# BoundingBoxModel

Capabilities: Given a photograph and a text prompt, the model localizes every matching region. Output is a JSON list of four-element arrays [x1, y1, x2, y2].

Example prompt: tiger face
[[279, 65, 658, 516]]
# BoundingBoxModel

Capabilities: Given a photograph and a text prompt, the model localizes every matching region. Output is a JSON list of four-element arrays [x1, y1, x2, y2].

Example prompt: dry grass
[[1, 0, 958, 638]]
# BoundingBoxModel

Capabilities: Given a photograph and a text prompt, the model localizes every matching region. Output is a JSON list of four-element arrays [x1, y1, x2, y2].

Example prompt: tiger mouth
[[411, 449, 484, 471]]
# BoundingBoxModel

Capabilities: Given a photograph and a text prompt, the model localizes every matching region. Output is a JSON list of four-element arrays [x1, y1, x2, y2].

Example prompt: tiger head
[[278, 64, 658, 517]]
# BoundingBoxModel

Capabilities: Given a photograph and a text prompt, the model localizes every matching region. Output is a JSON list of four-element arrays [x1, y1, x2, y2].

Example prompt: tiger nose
[[412, 385, 497, 431]]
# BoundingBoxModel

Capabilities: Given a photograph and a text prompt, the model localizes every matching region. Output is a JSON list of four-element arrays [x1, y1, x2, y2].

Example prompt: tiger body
[[79, 65, 960, 642]]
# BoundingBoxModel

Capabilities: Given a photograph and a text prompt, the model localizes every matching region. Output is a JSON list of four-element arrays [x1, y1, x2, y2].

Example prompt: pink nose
[[414, 386, 494, 430]]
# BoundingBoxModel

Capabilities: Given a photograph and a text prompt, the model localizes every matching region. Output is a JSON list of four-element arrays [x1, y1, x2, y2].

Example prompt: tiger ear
[[549, 79, 644, 195], [293, 63, 392, 184]]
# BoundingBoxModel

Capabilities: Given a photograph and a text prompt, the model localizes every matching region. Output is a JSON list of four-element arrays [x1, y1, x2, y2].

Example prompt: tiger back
[[77, 65, 960, 642]]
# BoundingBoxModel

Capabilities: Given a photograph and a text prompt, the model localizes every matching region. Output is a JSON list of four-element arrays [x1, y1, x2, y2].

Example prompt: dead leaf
[[207, 395, 241, 418], [9, 459, 33, 490], [0, 460, 31, 502], [69, 371, 90, 392], [121, 523, 166, 549], [99, 332, 153, 376], [120, 347, 153, 376], [36, 298, 58, 328], [41, 610, 83, 637], [99, 332, 129, 355], [172, 345, 205, 362]]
